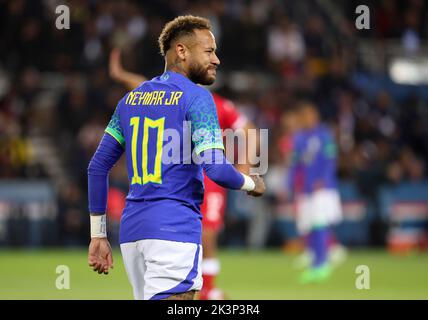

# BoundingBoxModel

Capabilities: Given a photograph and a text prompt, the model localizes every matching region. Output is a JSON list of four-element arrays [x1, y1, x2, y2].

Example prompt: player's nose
[[212, 52, 220, 66]]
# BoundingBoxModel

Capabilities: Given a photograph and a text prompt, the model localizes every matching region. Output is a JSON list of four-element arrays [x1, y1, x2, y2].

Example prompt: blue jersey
[[289, 124, 338, 194], [105, 71, 224, 244]]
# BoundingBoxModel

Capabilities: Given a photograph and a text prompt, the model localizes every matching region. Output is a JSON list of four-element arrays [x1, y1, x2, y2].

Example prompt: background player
[[109, 48, 258, 299], [87, 15, 265, 300], [288, 101, 343, 284]]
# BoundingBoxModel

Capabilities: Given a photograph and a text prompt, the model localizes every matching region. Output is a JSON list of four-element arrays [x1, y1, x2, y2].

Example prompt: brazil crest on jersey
[[105, 71, 224, 244]]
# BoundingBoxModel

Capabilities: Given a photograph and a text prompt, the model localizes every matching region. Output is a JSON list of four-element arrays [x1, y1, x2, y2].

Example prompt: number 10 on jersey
[[130, 116, 165, 185]]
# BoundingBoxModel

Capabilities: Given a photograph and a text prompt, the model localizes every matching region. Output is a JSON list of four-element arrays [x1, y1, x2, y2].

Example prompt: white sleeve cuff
[[240, 174, 255, 192], [90, 214, 107, 238]]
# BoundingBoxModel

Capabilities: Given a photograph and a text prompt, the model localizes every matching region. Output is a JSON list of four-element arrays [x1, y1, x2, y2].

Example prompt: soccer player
[[87, 15, 265, 300], [288, 101, 342, 284], [109, 48, 256, 300]]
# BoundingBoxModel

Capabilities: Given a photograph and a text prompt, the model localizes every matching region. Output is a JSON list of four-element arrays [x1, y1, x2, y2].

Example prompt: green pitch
[[0, 249, 427, 299]]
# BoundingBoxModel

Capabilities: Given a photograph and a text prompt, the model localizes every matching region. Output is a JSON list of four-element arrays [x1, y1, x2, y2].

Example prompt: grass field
[[0, 249, 427, 300]]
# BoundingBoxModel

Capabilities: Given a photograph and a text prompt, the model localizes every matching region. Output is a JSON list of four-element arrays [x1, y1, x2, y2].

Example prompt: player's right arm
[[109, 48, 146, 90], [187, 90, 265, 197], [87, 104, 125, 274]]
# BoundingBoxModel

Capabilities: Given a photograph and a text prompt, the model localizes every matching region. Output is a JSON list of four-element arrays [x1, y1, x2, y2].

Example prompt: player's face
[[187, 29, 220, 85]]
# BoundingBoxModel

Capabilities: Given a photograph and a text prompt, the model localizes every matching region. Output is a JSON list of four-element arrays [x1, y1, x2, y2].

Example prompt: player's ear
[[175, 43, 187, 61]]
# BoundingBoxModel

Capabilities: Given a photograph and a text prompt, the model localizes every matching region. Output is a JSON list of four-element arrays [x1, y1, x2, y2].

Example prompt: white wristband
[[240, 174, 255, 192], [90, 214, 107, 238]]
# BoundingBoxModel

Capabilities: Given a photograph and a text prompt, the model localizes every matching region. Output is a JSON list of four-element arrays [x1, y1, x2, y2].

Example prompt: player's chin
[[202, 74, 216, 85]]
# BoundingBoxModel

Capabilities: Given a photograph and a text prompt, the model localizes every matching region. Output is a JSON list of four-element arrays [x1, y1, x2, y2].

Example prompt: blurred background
[[0, 0, 428, 299]]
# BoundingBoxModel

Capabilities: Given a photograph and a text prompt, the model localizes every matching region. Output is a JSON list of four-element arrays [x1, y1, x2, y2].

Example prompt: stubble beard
[[188, 61, 215, 85]]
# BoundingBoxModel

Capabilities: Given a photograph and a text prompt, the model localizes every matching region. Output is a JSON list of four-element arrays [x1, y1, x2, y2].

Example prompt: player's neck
[[167, 66, 187, 77], [165, 59, 189, 80]]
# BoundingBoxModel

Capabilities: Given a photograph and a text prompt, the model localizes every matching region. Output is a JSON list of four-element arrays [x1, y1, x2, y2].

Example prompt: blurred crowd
[[1, 0, 428, 246]]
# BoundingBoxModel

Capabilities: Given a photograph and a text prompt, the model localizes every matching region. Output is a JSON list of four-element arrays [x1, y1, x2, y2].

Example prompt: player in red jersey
[[109, 49, 257, 299]]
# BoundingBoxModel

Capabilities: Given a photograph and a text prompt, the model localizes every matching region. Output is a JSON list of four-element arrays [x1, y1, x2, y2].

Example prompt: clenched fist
[[247, 175, 266, 197]]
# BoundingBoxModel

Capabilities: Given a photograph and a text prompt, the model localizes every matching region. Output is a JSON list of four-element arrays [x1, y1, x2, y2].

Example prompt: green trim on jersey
[[194, 143, 225, 156], [105, 127, 125, 147]]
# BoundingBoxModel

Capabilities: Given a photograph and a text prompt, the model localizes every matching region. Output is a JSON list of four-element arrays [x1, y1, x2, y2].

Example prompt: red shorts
[[200, 175, 227, 231]]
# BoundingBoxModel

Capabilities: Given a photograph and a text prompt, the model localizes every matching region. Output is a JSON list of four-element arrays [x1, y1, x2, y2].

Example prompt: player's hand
[[88, 238, 114, 275], [247, 175, 266, 197], [109, 48, 124, 82]]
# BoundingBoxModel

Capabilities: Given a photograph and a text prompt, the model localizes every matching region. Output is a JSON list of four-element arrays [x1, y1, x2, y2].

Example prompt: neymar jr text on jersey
[[125, 90, 183, 106]]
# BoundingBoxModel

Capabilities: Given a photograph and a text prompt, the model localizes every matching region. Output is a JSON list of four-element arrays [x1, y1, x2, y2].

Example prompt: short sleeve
[[186, 90, 224, 155], [105, 105, 125, 147]]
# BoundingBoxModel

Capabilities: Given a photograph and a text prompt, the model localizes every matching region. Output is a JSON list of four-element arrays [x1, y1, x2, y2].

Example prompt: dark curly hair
[[158, 15, 212, 56]]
